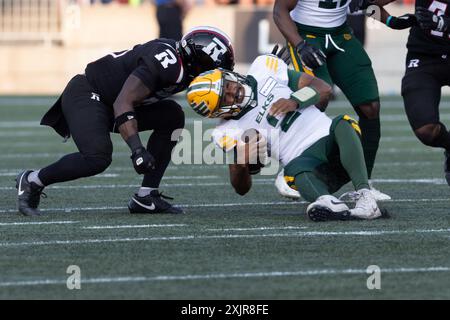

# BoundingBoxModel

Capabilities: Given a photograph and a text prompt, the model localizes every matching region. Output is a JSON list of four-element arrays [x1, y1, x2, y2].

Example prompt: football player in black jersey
[[352, 1, 450, 184], [15, 26, 235, 216]]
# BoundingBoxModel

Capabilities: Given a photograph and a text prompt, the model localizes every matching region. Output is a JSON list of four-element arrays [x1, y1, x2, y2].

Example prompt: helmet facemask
[[211, 70, 254, 119], [187, 69, 256, 119]]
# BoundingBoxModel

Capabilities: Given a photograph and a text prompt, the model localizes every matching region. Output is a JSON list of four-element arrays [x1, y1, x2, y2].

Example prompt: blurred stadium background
[[3, 0, 448, 95], [1, 0, 449, 299]]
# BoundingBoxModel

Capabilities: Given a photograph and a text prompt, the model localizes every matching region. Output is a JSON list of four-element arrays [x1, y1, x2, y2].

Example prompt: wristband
[[115, 111, 136, 129], [290, 86, 320, 109], [386, 16, 394, 27]]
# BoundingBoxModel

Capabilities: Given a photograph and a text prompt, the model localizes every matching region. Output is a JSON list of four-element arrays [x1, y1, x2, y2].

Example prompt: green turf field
[[0, 95, 449, 299]]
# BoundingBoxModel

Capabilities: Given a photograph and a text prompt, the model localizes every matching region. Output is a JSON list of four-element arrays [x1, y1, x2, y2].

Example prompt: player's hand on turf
[[271, 44, 291, 65], [387, 14, 417, 30], [295, 41, 326, 70], [269, 98, 299, 117], [236, 131, 268, 166], [416, 7, 450, 32], [131, 147, 156, 174]]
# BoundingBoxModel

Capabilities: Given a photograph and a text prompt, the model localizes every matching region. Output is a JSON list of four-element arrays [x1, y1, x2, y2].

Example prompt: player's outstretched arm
[[368, 5, 417, 30], [269, 72, 332, 116], [113, 74, 155, 175], [273, 0, 303, 48]]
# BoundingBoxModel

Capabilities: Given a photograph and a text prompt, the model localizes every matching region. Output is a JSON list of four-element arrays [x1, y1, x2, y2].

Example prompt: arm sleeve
[[287, 69, 302, 91]]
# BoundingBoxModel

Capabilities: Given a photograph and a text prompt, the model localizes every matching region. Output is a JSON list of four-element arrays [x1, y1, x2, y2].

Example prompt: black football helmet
[[179, 26, 235, 78]]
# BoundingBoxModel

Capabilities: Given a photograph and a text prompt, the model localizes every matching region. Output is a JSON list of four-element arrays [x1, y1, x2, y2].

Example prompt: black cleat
[[15, 170, 45, 216], [128, 190, 184, 214], [307, 205, 354, 222], [445, 151, 450, 186]]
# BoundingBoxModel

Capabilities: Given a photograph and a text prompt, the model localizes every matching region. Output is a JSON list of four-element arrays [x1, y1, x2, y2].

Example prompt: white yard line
[[0, 229, 449, 248], [83, 224, 187, 230], [0, 221, 78, 226], [0, 198, 449, 214], [0, 147, 439, 159], [0, 178, 448, 191], [0, 266, 448, 287], [205, 226, 308, 231]]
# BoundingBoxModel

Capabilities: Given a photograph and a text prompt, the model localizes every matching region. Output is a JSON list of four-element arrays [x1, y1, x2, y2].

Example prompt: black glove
[[131, 147, 156, 174], [416, 7, 450, 32], [387, 14, 418, 30], [296, 40, 326, 70], [349, 0, 376, 13], [271, 44, 291, 64]]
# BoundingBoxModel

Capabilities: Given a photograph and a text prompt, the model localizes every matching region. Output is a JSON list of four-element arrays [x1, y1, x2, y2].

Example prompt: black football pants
[[38, 75, 185, 188]]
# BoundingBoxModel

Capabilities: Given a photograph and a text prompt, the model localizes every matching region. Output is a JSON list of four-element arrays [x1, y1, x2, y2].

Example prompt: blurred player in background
[[186, 48, 384, 221], [15, 26, 234, 216], [367, 0, 450, 185], [272, 0, 391, 201]]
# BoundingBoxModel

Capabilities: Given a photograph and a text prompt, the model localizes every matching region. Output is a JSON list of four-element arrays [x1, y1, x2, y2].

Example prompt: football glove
[[386, 14, 418, 30], [271, 44, 291, 65], [131, 147, 156, 175], [296, 40, 326, 70], [416, 7, 450, 33]]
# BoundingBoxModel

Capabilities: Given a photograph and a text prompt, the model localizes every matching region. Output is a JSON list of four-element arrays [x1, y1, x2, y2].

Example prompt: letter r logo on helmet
[[202, 37, 228, 62], [179, 26, 235, 77]]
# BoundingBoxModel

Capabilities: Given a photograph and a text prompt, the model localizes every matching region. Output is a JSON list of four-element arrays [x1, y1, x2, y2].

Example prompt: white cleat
[[275, 169, 301, 200], [349, 189, 382, 220], [306, 195, 352, 222], [368, 182, 391, 201]]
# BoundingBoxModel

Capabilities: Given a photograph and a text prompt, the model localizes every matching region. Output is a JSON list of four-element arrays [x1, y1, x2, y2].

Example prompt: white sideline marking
[[83, 224, 187, 230], [0, 198, 449, 214], [0, 147, 438, 159], [0, 229, 449, 248], [0, 161, 439, 176], [0, 266, 448, 287], [0, 221, 78, 227], [205, 226, 308, 231], [1, 178, 448, 192]]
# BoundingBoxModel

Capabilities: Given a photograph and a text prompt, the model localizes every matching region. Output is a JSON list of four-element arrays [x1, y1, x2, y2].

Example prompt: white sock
[[138, 187, 157, 197], [27, 170, 44, 187]]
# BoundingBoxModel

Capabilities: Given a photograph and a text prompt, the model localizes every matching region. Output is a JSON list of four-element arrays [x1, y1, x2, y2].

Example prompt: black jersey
[[407, 0, 450, 55], [85, 39, 188, 107]]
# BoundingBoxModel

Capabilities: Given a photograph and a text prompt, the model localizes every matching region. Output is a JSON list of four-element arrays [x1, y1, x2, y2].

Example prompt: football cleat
[[368, 181, 391, 201], [444, 150, 450, 186], [349, 189, 382, 220], [340, 183, 391, 202], [15, 170, 46, 216], [306, 195, 352, 222], [275, 170, 301, 200], [128, 190, 184, 214]]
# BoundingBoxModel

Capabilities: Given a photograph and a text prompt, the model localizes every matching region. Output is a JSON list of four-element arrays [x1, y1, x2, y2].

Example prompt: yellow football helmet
[[186, 68, 254, 118]]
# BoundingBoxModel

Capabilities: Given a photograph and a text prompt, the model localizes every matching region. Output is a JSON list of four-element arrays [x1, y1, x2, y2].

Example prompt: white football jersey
[[290, 0, 350, 28], [212, 54, 332, 167]]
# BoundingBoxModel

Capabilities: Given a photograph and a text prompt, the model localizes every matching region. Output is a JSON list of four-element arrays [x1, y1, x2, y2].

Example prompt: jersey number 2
[[266, 111, 301, 133]]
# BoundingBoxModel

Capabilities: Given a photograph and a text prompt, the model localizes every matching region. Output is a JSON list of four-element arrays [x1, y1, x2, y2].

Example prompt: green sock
[[295, 172, 329, 202], [334, 121, 370, 191], [358, 118, 380, 179]]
